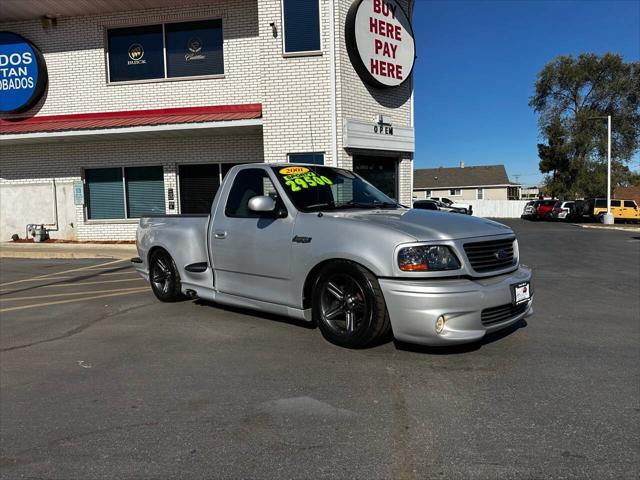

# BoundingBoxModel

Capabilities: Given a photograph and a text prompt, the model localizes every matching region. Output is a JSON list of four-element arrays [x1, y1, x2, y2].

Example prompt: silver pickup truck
[[133, 163, 533, 348]]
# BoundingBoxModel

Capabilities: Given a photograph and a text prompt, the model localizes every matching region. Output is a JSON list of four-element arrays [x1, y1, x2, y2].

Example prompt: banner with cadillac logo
[[165, 19, 223, 78], [0, 31, 48, 114]]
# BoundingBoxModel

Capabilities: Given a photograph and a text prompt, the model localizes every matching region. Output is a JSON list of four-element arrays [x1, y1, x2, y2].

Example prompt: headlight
[[398, 245, 461, 271]]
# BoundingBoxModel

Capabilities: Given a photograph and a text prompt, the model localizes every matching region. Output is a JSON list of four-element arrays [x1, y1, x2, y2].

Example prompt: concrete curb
[[0, 243, 137, 260], [576, 224, 640, 233]]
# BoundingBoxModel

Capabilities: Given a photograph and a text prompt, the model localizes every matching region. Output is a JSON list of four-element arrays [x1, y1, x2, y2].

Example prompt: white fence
[[461, 200, 529, 218]]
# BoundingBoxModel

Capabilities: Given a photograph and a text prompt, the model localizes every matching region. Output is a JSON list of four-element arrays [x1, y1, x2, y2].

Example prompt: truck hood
[[331, 209, 513, 241]]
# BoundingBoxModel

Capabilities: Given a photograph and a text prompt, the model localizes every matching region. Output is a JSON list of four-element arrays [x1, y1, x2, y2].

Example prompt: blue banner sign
[[0, 31, 48, 114]]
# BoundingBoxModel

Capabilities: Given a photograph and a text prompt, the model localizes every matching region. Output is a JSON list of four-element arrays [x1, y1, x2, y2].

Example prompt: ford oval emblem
[[495, 249, 509, 260]]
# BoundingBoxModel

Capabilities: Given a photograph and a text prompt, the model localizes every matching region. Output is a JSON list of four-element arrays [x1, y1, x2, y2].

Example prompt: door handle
[[214, 230, 227, 239]]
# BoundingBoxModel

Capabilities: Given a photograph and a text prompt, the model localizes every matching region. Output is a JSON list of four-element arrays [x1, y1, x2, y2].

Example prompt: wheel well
[[302, 258, 373, 309], [147, 246, 169, 264]]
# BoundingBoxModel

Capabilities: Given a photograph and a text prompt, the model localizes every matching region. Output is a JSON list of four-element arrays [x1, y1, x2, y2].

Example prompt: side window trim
[[224, 168, 286, 219]]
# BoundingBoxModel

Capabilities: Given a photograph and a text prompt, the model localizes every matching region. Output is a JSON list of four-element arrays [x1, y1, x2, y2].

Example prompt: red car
[[532, 199, 559, 220]]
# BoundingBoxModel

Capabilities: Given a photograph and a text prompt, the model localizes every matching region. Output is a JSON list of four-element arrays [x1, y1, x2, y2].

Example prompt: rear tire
[[149, 249, 183, 302], [312, 261, 391, 348]]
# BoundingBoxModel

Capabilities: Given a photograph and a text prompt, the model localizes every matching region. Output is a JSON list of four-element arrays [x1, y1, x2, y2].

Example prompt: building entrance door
[[353, 155, 399, 200], [179, 164, 220, 214]]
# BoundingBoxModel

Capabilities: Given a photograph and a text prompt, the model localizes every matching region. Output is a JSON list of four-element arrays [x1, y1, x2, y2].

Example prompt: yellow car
[[593, 198, 640, 223]]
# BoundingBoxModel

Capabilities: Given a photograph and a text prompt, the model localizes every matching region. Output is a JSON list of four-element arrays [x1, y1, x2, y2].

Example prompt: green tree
[[529, 53, 640, 199]]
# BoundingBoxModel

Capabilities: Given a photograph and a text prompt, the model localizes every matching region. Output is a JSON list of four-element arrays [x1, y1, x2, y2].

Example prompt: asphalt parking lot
[[1, 219, 638, 480]]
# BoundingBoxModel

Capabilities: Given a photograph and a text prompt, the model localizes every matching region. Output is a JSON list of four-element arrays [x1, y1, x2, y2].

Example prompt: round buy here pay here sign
[[345, 0, 415, 88], [0, 31, 48, 114]]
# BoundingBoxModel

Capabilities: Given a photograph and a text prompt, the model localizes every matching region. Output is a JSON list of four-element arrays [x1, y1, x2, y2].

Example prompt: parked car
[[521, 201, 535, 219], [592, 198, 640, 223], [529, 199, 558, 220], [429, 197, 473, 215], [133, 163, 533, 349], [551, 201, 574, 220], [412, 200, 440, 211]]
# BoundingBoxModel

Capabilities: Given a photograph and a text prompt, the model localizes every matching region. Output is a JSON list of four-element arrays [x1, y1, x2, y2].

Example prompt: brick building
[[0, 0, 415, 240]]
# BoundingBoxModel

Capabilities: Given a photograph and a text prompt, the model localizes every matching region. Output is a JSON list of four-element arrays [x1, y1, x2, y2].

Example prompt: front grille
[[463, 238, 516, 273], [481, 302, 529, 325]]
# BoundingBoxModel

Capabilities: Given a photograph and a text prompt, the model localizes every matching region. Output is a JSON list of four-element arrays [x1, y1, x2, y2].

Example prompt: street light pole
[[603, 115, 614, 224]]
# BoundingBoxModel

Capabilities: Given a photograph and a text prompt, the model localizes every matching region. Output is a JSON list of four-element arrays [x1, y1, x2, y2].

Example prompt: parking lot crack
[[0, 302, 153, 352]]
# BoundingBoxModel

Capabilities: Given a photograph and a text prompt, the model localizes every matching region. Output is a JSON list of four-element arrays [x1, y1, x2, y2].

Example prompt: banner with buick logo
[[107, 25, 164, 82]]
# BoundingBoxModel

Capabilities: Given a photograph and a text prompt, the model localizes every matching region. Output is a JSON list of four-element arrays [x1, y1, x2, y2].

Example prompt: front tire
[[149, 249, 183, 302], [312, 261, 391, 348]]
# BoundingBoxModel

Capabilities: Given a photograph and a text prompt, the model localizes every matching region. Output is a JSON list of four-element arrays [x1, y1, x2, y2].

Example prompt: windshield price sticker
[[279, 169, 334, 192]]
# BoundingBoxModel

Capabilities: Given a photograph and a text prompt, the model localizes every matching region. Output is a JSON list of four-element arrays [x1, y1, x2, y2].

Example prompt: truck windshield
[[271, 165, 399, 212]]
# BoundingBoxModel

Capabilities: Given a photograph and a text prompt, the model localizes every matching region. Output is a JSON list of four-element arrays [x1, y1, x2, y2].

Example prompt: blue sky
[[412, 0, 640, 186]]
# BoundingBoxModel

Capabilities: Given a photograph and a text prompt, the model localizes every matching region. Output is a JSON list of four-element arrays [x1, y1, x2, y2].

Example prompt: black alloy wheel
[[312, 261, 391, 348], [149, 249, 183, 302]]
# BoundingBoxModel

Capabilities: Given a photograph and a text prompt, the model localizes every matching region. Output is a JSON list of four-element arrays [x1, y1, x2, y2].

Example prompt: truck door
[[211, 167, 294, 305]]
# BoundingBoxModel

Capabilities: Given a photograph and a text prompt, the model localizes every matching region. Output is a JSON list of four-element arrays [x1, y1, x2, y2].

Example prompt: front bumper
[[380, 266, 533, 346]]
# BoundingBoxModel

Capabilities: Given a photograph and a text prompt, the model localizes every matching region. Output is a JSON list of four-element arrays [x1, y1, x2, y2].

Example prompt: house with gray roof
[[413, 162, 521, 201]]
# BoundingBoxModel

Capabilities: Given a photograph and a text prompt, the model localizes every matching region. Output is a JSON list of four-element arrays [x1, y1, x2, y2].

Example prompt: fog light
[[435, 315, 445, 334]]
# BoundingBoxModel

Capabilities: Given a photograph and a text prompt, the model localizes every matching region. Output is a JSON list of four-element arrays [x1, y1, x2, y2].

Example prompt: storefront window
[[107, 19, 224, 83], [85, 166, 165, 219], [85, 168, 125, 220], [165, 19, 224, 78], [107, 25, 164, 82], [125, 166, 165, 217], [288, 153, 324, 165], [282, 0, 321, 53], [179, 163, 221, 214]]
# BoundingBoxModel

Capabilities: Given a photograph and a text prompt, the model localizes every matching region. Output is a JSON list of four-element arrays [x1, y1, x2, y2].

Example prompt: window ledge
[[107, 74, 225, 86], [282, 50, 323, 58], [84, 219, 141, 225]]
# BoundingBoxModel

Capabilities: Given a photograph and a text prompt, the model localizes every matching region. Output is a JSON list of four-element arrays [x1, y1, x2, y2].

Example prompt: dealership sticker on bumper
[[512, 282, 531, 305]]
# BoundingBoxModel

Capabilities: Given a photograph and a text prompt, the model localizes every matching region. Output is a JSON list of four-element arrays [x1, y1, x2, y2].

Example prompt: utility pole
[[603, 115, 614, 224]]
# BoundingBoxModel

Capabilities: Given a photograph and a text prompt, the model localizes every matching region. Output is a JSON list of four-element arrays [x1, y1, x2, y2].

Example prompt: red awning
[[0, 104, 262, 135]]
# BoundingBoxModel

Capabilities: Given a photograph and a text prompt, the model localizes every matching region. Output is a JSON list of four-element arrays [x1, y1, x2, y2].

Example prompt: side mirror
[[248, 195, 276, 213]]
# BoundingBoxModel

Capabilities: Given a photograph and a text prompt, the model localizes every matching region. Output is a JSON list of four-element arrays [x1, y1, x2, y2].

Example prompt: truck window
[[624, 200, 637, 208], [611, 200, 621, 207], [225, 169, 279, 218]]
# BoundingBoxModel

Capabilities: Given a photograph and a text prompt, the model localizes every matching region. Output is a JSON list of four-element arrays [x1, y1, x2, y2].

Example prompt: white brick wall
[[1, 0, 415, 239], [0, 0, 262, 116], [0, 134, 263, 240]]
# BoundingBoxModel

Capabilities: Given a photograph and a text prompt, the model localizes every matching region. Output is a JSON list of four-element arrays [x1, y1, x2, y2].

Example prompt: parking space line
[[0, 287, 149, 313], [93, 271, 138, 277], [0, 259, 127, 287], [40, 278, 144, 288], [1, 286, 152, 302], [0, 276, 72, 287]]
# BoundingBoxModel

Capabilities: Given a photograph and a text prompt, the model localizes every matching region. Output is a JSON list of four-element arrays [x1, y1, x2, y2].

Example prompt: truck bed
[[136, 215, 211, 283]]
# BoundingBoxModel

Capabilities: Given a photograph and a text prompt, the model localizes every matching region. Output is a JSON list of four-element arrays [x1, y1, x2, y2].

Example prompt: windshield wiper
[[334, 201, 399, 209], [305, 201, 336, 210], [374, 201, 400, 209]]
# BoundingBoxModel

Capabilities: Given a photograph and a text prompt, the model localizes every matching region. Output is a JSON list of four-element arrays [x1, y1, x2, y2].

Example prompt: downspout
[[45, 178, 59, 233], [328, 0, 339, 167], [409, 0, 416, 205]]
